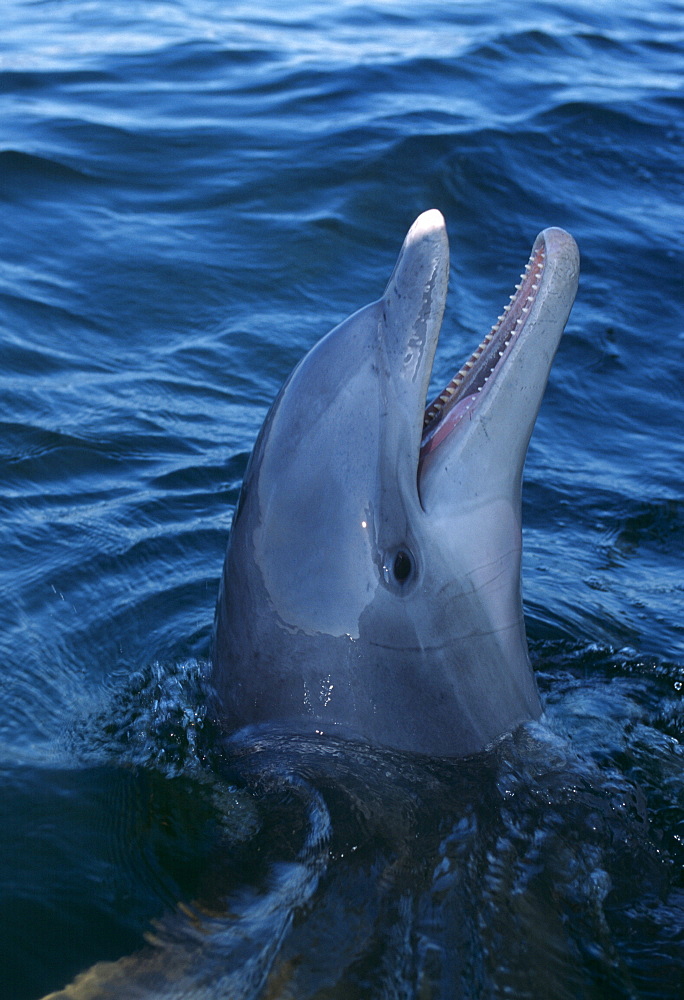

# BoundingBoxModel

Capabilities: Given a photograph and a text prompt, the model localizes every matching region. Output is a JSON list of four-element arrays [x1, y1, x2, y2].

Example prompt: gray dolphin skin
[[213, 211, 579, 756]]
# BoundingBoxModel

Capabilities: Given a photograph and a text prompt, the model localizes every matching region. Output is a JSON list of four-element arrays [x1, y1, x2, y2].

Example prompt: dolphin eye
[[382, 548, 417, 590], [393, 550, 412, 583]]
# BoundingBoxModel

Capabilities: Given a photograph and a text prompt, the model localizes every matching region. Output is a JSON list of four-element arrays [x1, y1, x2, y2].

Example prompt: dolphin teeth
[[423, 239, 547, 433]]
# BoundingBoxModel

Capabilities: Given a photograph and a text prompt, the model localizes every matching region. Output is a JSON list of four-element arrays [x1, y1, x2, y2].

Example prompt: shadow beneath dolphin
[[44, 721, 654, 1000]]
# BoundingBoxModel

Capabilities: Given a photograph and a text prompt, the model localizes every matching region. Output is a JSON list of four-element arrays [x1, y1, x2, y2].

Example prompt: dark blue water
[[1, 1, 682, 997]]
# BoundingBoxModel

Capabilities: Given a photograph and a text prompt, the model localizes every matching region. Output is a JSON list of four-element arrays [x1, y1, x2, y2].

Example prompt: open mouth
[[420, 236, 547, 460]]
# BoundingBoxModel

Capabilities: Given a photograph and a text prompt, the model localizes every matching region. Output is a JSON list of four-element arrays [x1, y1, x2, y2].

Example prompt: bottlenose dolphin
[[213, 211, 579, 756]]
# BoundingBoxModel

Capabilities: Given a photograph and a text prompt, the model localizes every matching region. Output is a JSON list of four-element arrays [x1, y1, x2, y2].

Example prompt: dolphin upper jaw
[[377, 208, 450, 502], [213, 213, 579, 756]]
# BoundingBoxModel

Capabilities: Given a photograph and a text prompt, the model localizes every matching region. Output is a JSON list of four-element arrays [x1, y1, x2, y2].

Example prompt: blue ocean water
[[0, 1, 682, 997]]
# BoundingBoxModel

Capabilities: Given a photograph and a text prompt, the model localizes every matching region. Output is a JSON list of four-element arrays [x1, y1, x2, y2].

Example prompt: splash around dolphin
[[213, 211, 579, 756]]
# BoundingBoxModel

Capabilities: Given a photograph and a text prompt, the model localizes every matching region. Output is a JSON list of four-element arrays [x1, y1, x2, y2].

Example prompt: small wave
[[0, 148, 101, 187]]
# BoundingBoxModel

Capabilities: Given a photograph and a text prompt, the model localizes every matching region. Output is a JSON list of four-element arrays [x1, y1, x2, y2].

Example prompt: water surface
[[0, 1, 682, 997]]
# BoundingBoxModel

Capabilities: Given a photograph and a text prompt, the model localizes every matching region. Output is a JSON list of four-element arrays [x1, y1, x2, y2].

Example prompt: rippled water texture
[[0, 1, 682, 998]]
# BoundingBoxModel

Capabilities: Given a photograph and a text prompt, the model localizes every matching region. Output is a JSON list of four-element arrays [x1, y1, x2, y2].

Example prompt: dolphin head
[[213, 211, 579, 756]]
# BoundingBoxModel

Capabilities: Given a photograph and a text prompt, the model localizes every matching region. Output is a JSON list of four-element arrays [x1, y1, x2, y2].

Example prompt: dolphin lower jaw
[[420, 235, 547, 464], [417, 225, 579, 519]]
